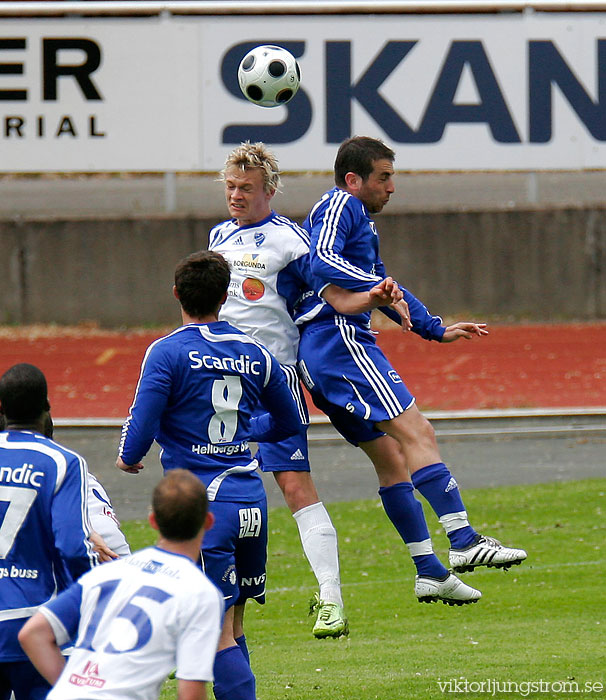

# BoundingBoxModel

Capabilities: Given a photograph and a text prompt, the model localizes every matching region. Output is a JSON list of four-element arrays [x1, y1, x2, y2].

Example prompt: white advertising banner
[[0, 12, 605, 171]]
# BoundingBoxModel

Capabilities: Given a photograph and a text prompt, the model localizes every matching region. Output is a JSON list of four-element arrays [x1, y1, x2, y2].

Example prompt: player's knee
[[417, 414, 436, 443], [276, 472, 318, 511]]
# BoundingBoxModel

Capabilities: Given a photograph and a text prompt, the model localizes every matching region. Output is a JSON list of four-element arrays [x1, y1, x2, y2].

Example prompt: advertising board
[[1, 12, 605, 170]]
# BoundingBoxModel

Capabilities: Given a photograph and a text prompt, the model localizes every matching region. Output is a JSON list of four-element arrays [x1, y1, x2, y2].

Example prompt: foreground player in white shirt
[[19, 469, 223, 700], [209, 142, 405, 638]]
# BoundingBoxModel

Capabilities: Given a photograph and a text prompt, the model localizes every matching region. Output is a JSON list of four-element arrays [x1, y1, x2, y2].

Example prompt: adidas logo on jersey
[[290, 449, 305, 461], [234, 236, 244, 245], [445, 477, 458, 493]]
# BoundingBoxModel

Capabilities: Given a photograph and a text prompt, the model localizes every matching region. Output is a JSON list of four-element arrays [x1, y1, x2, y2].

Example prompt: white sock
[[293, 501, 343, 606]]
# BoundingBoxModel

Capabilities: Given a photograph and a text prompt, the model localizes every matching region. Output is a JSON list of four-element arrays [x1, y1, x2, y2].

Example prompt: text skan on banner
[[1, 13, 605, 171]]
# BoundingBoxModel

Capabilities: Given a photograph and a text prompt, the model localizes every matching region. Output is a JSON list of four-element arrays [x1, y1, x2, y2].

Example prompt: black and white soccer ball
[[237, 45, 301, 108]]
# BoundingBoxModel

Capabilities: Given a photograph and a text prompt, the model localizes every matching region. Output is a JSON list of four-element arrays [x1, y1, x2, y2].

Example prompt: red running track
[[0, 323, 604, 419]]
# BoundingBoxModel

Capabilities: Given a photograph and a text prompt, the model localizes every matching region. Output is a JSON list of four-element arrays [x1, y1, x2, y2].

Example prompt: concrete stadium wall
[[1, 207, 604, 326]]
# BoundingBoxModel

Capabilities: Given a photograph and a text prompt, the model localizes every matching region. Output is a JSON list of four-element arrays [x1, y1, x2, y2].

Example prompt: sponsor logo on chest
[[232, 253, 266, 272]]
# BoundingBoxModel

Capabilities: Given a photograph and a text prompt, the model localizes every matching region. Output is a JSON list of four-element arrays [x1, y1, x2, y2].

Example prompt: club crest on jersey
[[242, 278, 265, 301], [369, 222, 378, 237], [254, 231, 265, 247]]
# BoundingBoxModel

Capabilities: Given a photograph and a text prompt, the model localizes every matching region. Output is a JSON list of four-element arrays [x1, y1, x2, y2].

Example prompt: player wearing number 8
[[0, 363, 97, 700], [115, 251, 301, 700], [19, 469, 223, 700]]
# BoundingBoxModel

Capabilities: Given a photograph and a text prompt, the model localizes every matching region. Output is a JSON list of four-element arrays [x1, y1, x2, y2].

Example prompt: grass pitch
[[123, 479, 606, 700]]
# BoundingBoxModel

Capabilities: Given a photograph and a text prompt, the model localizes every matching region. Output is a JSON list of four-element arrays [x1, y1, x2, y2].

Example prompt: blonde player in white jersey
[[208, 142, 405, 638]]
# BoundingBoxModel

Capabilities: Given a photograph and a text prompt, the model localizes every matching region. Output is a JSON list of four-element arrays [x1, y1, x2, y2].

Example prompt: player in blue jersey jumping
[[297, 136, 527, 606], [19, 468, 223, 700], [209, 142, 407, 638], [0, 363, 98, 699], [116, 250, 303, 700]]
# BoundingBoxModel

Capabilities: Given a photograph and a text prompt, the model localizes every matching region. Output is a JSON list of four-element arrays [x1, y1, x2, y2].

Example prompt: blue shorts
[[298, 319, 415, 446], [257, 364, 311, 473], [202, 497, 268, 608], [0, 660, 52, 700]]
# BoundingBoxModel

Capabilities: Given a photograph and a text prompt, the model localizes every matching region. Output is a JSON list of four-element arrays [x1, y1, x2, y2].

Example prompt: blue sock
[[235, 634, 250, 665], [412, 463, 478, 549], [213, 645, 256, 700], [379, 482, 448, 579]]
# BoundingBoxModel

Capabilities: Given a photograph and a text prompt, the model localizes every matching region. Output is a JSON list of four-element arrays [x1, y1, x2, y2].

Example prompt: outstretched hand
[[441, 322, 488, 343]]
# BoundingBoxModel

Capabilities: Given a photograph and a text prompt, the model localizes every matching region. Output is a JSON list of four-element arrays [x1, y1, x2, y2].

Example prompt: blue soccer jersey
[[300, 187, 446, 341], [40, 546, 224, 700], [119, 322, 301, 502], [0, 430, 97, 661]]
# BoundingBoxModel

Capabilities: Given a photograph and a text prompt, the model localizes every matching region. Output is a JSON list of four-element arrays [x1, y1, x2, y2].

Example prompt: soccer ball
[[237, 45, 301, 108]]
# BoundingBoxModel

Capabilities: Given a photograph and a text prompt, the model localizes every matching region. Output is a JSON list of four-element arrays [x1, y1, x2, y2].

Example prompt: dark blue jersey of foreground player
[[300, 187, 445, 341], [0, 430, 97, 661], [119, 322, 301, 503]]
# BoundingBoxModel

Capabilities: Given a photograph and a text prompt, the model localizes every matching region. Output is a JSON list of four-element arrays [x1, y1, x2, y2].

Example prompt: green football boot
[[309, 593, 349, 639]]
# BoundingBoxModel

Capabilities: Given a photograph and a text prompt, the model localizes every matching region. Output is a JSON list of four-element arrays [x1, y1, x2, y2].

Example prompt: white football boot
[[415, 572, 482, 606], [449, 535, 527, 573]]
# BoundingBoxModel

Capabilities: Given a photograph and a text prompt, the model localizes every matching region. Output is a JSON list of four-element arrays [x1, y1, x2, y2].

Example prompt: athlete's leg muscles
[[376, 406, 477, 549], [273, 470, 319, 513], [375, 404, 440, 475], [361, 434, 481, 604], [361, 435, 447, 578]]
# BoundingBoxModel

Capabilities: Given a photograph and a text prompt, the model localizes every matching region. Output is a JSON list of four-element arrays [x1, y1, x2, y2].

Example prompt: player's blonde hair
[[220, 141, 282, 194]]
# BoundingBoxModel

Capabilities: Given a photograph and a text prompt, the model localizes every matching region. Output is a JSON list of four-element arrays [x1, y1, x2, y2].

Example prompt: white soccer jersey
[[209, 211, 312, 365], [41, 546, 223, 700]]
